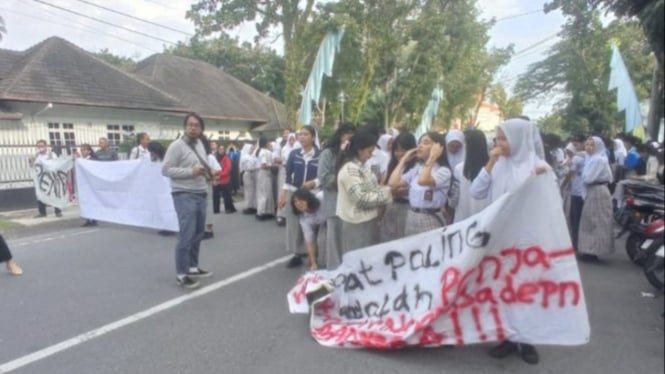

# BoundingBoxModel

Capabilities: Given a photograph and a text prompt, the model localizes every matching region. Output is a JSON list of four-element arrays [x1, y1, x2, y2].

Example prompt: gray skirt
[[256, 169, 275, 216], [342, 217, 380, 254], [578, 184, 615, 257], [380, 202, 410, 242], [276, 167, 287, 218], [404, 209, 445, 236], [242, 170, 257, 210], [325, 216, 343, 269]]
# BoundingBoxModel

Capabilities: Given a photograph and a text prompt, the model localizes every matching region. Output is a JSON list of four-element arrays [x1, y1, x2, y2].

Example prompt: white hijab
[[377, 134, 393, 160], [239, 143, 254, 172], [281, 133, 299, 161], [583, 137, 613, 184], [446, 129, 466, 170], [614, 138, 627, 161], [489, 118, 549, 202]]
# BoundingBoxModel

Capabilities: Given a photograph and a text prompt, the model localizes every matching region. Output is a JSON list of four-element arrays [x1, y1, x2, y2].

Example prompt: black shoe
[[578, 254, 600, 263], [242, 208, 257, 215], [276, 217, 286, 227], [55, 212, 63, 218], [519, 344, 539, 365], [489, 341, 518, 359], [188, 268, 212, 278], [225, 209, 237, 214], [203, 231, 214, 240], [255, 214, 274, 221], [177, 276, 200, 289], [34, 214, 46, 218], [82, 221, 93, 227], [286, 256, 303, 268], [158, 230, 175, 236]]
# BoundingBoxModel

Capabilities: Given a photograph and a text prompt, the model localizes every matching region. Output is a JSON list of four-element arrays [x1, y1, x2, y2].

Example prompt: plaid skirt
[[380, 202, 410, 242], [404, 209, 446, 236], [578, 184, 615, 257]]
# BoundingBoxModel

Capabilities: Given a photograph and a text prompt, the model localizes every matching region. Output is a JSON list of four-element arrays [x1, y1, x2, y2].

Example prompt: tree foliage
[[167, 34, 285, 102], [516, 0, 654, 135], [0, 16, 5, 42], [490, 84, 523, 120], [95, 48, 137, 71]]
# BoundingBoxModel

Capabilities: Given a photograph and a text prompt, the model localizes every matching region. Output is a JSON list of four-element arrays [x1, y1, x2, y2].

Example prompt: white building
[[0, 37, 287, 209]]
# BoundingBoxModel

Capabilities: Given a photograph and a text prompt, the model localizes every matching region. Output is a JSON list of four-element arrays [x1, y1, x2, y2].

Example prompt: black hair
[[80, 143, 93, 155], [200, 135, 212, 155], [462, 129, 489, 181], [420, 131, 449, 167], [571, 133, 586, 143], [386, 132, 417, 179], [336, 129, 378, 180], [325, 122, 356, 155], [255, 136, 268, 157], [147, 141, 166, 161], [358, 123, 382, 138], [183, 112, 205, 131], [291, 188, 320, 215], [136, 133, 148, 145]]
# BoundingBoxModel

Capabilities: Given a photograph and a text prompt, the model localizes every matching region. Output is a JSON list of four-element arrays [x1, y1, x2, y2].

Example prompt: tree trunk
[[646, 64, 664, 140]]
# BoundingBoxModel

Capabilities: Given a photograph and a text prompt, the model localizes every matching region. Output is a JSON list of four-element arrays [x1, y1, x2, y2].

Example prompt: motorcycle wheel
[[643, 255, 665, 291], [625, 233, 646, 265]]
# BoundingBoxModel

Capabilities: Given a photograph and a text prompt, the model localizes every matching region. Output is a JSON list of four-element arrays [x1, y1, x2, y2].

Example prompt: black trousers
[[0, 234, 12, 263], [570, 195, 584, 251], [38, 200, 61, 216], [214, 184, 236, 213]]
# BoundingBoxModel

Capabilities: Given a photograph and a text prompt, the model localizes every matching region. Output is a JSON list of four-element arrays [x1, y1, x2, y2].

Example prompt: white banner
[[75, 159, 179, 231], [33, 157, 74, 209], [288, 175, 590, 349]]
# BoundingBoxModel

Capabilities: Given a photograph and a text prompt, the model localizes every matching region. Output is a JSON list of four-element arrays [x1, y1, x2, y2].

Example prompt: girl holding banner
[[470, 117, 551, 365], [387, 132, 452, 235], [450, 129, 491, 223]]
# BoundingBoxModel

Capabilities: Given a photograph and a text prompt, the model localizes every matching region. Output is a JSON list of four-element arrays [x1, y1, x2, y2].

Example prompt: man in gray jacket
[[162, 113, 213, 289]]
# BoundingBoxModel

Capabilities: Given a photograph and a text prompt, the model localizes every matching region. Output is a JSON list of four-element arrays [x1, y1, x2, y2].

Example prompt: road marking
[[10, 229, 100, 248], [0, 255, 292, 373]]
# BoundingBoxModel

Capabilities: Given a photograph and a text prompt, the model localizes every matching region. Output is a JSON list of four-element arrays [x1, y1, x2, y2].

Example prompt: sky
[[0, 0, 566, 120]]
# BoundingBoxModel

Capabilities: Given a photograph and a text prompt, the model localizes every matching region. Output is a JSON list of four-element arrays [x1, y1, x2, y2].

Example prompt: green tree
[[188, 0, 321, 126], [490, 84, 524, 120], [0, 16, 6, 42], [95, 48, 137, 71], [536, 111, 566, 136], [167, 34, 286, 101], [516, 0, 654, 135]]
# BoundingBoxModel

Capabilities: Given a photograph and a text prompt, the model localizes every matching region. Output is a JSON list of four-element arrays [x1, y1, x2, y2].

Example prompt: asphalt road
[[1, 210, 663, 374]]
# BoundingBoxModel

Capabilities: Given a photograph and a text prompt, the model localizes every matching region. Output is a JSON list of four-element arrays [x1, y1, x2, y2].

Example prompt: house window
[[121, 125, 135, 142], [62, 123, 76, 148], [48, 122, 62, 147], [107, 124, 121, 145], [218, 130, 231, 140]]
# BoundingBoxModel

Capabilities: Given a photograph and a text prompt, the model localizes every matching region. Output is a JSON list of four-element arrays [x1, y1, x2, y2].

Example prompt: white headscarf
[[446, 129, 466, 170], [281, 133, 299, 161], [583, 136, 613, 184], [489, 118, 550, 202], [377, 134, 393, 159], [239, 143, 254, 172], [613, 138, 627, 163]]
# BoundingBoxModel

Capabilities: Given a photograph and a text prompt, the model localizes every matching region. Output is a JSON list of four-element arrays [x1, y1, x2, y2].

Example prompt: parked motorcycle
[[643, 243, 665, 291], [625, 218, 665, 265]]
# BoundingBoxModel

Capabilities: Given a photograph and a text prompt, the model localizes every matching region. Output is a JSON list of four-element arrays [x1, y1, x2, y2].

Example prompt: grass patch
[[0, 219, 22, 231]]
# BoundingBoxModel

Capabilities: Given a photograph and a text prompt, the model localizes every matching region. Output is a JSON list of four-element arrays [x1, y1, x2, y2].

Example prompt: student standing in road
[[0, 233, 23, 276], [381, 131, 417, 242], [129, 133, 151, 160], [31, 140, 62, 218], [450, 129, 490, 223]]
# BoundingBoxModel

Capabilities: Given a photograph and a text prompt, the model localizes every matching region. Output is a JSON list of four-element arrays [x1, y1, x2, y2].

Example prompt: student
[[1, 233, 23, 275], [578, 136, 615, 263], [275, 133, 298, 226], [129, 133, 151, 160], [77, 144, 99, 227], [337, 130, 392, 253], [380, 132, 417, 242], [279, 126, 321, 268], [201, 136, 221, 239], [566, 140, 587, 251], [31, 140, 62, 218], [445, 129, 466, 171], [255, 137, 276, 220], [214, 145, 237, 214], [388, 132, 451, 235], [450, 129, 490, 223], [240, 142, 258, 215], [470, 118, 551, 365], [291, 188, 327, 271], [318, 123, 355, 268]]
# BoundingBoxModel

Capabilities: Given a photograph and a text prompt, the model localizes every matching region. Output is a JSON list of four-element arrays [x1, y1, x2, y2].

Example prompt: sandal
[[7, 260, 23, 276]]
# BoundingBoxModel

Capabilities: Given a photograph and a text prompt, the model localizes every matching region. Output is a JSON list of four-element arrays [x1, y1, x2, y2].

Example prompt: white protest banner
[[288, 175, 590, 349], [33, 157, 74, 209], [75, 159, 179, 231]]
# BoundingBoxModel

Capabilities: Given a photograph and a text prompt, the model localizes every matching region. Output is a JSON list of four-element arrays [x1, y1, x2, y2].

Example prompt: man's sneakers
[[177, 268, 212, 289], [188, 268, 213, 278], [177, 275, 200, 289]]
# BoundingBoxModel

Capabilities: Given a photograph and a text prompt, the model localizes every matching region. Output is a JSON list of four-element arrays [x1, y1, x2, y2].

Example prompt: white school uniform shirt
[[34, 151, 58, 163], [130, 145, 151, 160], [401, 163, 451, 209], [299, 197, 327, 244], [257, 148, 273, 167], [366, 148, 389, 183], [207, 154, 221, 172], [452, 163, 490, 223], [570, 153, 586, 198]]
